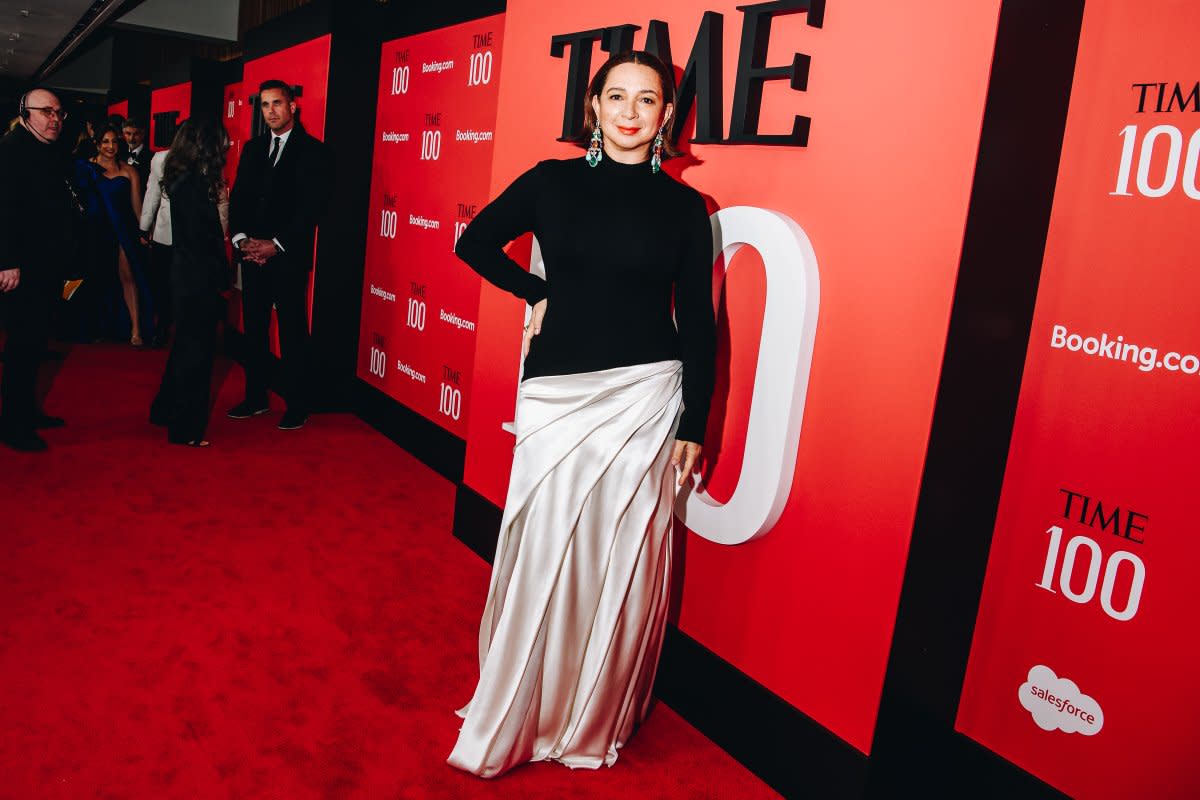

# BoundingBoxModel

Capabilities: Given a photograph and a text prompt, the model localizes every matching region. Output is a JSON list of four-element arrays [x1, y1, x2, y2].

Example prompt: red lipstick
[[617, 126, 640, 135]]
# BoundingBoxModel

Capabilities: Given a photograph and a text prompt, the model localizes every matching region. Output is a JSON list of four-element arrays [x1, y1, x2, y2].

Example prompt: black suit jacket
[[228, 125, 333, 273], [168, 172, 227, 297], [127, 146, 153, 193], [0, 126, 76, 284]]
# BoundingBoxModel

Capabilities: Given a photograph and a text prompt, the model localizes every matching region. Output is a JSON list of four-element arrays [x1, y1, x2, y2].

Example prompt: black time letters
[[550, 0, 824, 147], [1058, 488, 1148, 544]]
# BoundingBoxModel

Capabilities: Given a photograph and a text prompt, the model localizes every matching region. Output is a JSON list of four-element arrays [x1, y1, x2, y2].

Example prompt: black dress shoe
[[227, 400, 270, 419], [278, 410, 308, 430], [33, 414, 65, 429], [1, 429, 48, 452]]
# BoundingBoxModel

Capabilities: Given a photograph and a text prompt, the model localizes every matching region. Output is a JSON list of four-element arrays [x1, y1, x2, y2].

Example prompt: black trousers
[[151, 292, 218, 442], [240, 259, 310, 414], [0, 279, 58, 432], [148, 242, 174, 343]]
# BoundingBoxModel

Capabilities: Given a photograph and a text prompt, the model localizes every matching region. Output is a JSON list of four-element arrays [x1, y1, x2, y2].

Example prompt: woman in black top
[[149, 119, 229, 447], [448, 51, 716, 777]]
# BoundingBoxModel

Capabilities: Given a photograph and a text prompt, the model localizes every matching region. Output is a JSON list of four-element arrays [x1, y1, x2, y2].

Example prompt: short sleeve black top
[[454, 155, 717, 444]]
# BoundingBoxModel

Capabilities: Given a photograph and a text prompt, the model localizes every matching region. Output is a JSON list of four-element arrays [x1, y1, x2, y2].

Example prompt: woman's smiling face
[[98, 130, 120, 159], [591, 62, 672, 161]]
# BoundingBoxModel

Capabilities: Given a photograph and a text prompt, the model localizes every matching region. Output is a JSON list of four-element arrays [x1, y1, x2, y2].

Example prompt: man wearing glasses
[[0, 88, 77, 452]]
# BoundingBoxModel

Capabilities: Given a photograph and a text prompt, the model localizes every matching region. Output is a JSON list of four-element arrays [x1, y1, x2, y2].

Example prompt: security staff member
[[0, 88, 76, 452]]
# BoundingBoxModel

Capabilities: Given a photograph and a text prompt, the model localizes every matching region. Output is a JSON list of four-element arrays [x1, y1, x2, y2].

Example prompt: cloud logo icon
[[1019, 665, 1103, 735]]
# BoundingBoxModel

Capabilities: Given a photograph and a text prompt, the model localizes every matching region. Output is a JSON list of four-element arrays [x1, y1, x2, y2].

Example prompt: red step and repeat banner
[[221, 80, 247, 323], [458, 0, 1001, 752], [233, 34, 332, 345], [107, 99, 129, 120], [357, 15, 505, 436], [149, 82, 190, 150], [221, 81, 247, 194], [956, 3, 1200, 797], [241, 36, 330, 144]]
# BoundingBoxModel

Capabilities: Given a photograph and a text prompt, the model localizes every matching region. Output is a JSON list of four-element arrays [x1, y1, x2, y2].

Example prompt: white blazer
[[140, 150, 172, 245], [140, 150, 230, 245]]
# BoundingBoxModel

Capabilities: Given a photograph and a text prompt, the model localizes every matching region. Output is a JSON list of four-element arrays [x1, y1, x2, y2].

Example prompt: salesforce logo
[[1019, 665, 1103, 736]]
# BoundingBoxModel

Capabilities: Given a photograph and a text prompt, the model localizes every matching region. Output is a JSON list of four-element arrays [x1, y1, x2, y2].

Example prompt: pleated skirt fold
[[448, 360, 684, 778]]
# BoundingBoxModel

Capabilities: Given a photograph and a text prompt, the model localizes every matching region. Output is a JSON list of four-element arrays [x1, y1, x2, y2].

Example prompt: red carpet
[[0, 345, 779, 799]]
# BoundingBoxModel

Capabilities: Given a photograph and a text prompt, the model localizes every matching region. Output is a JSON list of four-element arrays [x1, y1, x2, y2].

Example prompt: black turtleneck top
[[454, 155, 716, 444]]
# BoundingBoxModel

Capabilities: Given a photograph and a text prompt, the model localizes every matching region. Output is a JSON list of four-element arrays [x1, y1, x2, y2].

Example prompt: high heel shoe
[[131, 334, 145, 348]]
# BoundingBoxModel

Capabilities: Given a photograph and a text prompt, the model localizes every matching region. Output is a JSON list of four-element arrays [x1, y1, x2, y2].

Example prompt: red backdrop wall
[[357, 15, 505, 435], [149, 82, 190, 151], [458, 0, 1002, 752], [955, 2, 1200, 796], [221, 81, 247, 194]]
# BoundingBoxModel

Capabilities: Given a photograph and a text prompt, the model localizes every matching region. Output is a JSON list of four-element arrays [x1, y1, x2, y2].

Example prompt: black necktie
[[270, 136, 282, 166]]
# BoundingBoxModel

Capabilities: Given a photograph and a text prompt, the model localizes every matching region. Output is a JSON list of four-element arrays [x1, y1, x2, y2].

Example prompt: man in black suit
[[227, 79, 333, 430], [122, 118, 152, 193], [0, 88, 76, 451]]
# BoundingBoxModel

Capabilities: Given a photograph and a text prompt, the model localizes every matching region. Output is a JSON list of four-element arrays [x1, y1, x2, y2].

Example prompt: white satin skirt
[[447, 360, 684, 778]]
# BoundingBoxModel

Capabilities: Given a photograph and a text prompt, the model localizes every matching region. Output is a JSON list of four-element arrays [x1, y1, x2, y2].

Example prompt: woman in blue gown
[[73, 124, 152, 345]]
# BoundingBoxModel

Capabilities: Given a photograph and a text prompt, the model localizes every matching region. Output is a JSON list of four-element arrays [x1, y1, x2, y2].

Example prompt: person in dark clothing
[[123, 118, 152, 193], [71, 118, 98, 161], [149, 119, 230, 447], [0, 89, 78, 452], [226, 79, 333, 432]]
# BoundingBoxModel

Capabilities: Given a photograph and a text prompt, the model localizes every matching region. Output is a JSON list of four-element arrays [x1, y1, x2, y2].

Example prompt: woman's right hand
[[522, 298, 547, 359]]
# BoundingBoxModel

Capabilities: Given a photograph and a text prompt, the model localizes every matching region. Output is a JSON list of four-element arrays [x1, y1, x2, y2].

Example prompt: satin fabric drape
[[448, 360, 684, 778]]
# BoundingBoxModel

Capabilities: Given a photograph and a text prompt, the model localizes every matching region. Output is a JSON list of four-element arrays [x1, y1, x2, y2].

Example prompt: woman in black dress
[[149, 119, 230, 447], [448, 51, 716, 777]]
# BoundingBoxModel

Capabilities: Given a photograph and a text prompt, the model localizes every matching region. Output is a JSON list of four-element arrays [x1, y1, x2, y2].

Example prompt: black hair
[[94, 123, 123, 146], [162, 117, 230, 203], [258, 80, 295, 103]]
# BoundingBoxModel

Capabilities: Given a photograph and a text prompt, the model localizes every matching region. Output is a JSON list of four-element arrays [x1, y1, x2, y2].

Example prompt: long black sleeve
[[455, 156, 716, 444], [0, 137, 17, 269], [673, 192, 716, 443], [454, 163, 548, 304], [278, 139, 334, 255], [0, 127, 75, 281]]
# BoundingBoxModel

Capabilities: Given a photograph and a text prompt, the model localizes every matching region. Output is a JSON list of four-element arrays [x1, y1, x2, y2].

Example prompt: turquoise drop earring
[[651, 124, 665, 174], [585, 125, 603, 167]]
